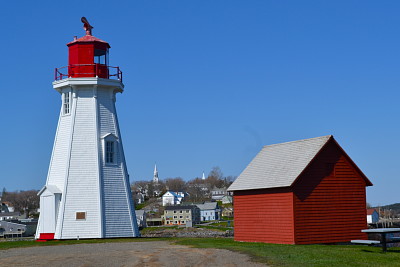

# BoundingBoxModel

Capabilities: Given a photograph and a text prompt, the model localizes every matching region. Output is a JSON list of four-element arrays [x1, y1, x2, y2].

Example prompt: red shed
[[228, 135, 372, 244]]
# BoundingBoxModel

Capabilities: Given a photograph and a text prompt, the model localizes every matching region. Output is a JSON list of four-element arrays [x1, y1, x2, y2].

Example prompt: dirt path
[[0, 241, 267, 267]]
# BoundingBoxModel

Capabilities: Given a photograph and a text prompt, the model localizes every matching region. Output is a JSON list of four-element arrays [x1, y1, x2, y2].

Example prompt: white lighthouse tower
[[36, 18, 139, 240]]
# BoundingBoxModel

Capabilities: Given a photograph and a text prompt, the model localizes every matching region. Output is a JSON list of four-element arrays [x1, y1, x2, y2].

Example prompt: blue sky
[[0, 1, 399, 206]]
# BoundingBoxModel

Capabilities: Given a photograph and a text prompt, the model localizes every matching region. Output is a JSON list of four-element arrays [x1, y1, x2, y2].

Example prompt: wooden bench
[[351, 240, 380, 245]]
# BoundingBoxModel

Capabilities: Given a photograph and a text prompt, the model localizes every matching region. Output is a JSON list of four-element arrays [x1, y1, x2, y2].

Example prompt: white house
[[162, 191, 185, 206], [0, 221, 26, 237], [0, 212, 22, 221], [2, 202, 15, 213], [221, 196, 233, 204], [133, 192, 145, 205], [135, 210, 147, 229], [196, 202, 220, 221], [211, 187, 229, 200], [367, 209, 379, 224]]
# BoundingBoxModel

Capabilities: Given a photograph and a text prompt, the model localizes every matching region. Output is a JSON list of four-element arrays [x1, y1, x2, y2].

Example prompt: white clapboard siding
[[38, 78, 139, 240], [46, 92, 72, 191], [60, 89, 101, 239], [98, 89, 136, 237]]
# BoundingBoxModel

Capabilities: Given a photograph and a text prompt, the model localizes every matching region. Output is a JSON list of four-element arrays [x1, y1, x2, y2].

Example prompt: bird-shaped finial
[[81, 17, 93, 36]]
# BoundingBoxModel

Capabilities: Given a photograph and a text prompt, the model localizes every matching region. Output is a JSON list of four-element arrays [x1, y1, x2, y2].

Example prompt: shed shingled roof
[[228, 135, 364, 191]]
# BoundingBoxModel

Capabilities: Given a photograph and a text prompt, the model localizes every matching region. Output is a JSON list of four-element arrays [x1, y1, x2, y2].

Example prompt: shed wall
[[234, 188, 295, 244], [293, 140, 368, 244]]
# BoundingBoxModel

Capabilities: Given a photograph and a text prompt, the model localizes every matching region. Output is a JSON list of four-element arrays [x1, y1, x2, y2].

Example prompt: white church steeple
[[202, 171, 206, 180], [153, 164, 159, 184]]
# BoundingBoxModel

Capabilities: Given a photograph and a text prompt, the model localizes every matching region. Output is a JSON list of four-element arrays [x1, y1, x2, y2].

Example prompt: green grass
[[135, 203, 146, 210], [208, 221, 234, 227], [174, 238, 400, 267], [2, 237, 400, 266]]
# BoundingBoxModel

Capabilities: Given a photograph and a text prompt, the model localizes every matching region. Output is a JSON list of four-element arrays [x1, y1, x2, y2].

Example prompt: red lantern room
[[55, 17, 122, 81]]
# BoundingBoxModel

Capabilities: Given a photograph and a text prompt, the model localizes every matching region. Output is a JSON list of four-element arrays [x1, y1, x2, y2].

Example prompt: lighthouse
[[36, 18, 139, 240]]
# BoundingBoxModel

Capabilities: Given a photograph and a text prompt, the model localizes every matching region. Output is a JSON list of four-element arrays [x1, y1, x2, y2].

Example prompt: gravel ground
[[0, 241, 267, 267]]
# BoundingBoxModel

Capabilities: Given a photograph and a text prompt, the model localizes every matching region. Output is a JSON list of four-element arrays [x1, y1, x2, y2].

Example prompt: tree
[[1, 187, 6, 201], [131, 180, 150, 193], [165, 177, 186, 192], [4, 190, 39, 218], [223, 175, 237, 187], [208, 166, 223, 180], [186, 178, 210, 202]]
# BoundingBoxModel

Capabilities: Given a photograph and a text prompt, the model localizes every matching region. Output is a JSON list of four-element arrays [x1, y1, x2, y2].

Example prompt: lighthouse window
[[94, 49, 108, 65], [63, 92, 70, 115], [106, 141, 115, 164]]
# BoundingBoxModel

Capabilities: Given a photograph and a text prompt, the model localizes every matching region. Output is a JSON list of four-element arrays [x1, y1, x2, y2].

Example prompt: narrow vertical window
[[63, 92, 70, 115], [106, 141, 114, 164]]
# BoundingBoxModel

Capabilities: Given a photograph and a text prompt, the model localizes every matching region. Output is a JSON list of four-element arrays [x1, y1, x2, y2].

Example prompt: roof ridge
[[228, 135, 337, 192], [263, 135, 332, 148]]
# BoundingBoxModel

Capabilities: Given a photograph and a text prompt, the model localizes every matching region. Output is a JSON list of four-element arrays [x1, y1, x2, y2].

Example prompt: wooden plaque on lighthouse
[[36, 18, 139, 240]]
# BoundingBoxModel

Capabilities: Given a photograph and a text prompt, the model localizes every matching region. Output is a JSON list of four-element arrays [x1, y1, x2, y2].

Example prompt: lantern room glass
[[94, 49, 108, 65]]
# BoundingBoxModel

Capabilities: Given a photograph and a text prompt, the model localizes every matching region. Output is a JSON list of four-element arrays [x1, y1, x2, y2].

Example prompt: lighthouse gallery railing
[[55, 64, 123, 82]]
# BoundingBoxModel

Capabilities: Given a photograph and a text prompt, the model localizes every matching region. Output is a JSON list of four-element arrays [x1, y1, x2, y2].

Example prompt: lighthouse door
[[38, 188, 61, 240], [94, 49, 109, 78], [40, 195, 55, 232]]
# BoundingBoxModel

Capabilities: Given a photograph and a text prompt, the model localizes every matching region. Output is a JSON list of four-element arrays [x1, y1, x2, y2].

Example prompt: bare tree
[[208, 166, 223, 180], [165, 177, 186, 192], [131, 180, 150, 193], [4, 190, 39, 218], [186, 178, 210, 202], [223, 175, 236, 187]]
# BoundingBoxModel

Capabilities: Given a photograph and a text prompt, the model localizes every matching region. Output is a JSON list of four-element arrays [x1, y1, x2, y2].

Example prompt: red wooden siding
[[292, 140, 368, 244], [234, 188, 295, 244]]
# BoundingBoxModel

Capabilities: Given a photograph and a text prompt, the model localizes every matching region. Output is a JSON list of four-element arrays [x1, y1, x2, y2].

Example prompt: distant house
[[162, 191, 185, 206], [221, 207, 233, 217], [0, 221, 26, 237], [211, 187, 229, 200], [2, 202, 15, 212], [228, 135, 372, 245], [221, 196, 233, 204], [16, 219, 38, 236], [163, 205, 200, 226], [133, 192, 145, 205], [1, 203, 10, 213], [367, 209, 379, 224], [135, 210, 147, 228], [0, 212, 22, 221], [196, 202, 220, 221]]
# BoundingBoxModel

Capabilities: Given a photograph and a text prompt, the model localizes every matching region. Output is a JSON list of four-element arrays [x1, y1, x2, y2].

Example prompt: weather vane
[[81, 17, 93, 36]]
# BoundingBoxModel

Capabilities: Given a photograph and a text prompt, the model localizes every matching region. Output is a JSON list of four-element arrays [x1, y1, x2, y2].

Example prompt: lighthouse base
[[37, 233, 55, 241]]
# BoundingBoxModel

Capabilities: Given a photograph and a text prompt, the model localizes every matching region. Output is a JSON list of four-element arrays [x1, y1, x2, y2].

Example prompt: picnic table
[[352, 228, 400, 252]]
